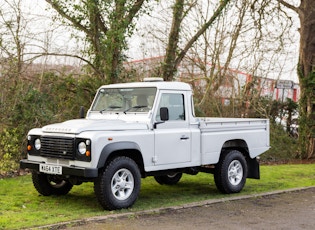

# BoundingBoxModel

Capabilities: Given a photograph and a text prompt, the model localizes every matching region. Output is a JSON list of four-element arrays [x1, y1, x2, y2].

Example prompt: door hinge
[[152, 156, 158, 163]]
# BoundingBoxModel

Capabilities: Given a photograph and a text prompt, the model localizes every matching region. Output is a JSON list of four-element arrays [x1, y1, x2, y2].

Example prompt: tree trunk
[[162, 0, 184, 81], [162, 0, 231, 81], [297, 0, 315, 158]]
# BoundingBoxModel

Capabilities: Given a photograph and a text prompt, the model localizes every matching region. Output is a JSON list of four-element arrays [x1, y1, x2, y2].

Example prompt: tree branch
[[174, 0, 231, 69], [45, 0, 90, 35], [124, 0, 145, 26], [277, 0, 299, 14], [25, 52, 99, 74]]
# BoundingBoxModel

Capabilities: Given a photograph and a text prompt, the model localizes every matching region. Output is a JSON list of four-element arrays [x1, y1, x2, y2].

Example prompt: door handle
[[180, 136, 189, 140]]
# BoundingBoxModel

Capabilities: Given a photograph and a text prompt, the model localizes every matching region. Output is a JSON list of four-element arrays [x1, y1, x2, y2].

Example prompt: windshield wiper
[[123, 105, 147, 114], [100, 106, 122, 113]]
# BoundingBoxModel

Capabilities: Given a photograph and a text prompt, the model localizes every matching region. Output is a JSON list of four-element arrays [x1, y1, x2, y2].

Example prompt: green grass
[[1, 164, 315, 229]]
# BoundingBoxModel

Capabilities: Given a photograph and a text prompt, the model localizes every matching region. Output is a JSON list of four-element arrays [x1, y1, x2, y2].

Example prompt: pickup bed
[[20, 79, 270, 210]]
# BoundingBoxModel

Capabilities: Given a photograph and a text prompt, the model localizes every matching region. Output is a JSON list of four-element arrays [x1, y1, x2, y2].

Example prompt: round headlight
[[78, 142, 87, 155], [34, 138, 41, 150]]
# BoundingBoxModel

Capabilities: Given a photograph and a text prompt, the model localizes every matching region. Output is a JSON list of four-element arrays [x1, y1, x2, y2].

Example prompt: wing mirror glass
[[160, 107, 169, 121]]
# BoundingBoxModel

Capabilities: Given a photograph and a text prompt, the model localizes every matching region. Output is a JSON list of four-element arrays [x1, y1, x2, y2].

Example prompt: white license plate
[[39, 164, 62, 175]]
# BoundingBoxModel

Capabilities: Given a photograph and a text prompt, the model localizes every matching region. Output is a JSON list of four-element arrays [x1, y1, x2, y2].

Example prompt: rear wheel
[[31, 171, 73, 196], [214, 150, 247, 194], [94, 156, 141, 210], [154, 173, 182, 185]]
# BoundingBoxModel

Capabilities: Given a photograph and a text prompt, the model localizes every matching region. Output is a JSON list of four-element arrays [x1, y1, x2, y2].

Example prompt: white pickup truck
[[20, 79, 270, 210]]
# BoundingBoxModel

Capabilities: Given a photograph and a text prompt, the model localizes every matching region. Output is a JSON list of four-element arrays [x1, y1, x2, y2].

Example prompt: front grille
[[40, 136, 75, 159]]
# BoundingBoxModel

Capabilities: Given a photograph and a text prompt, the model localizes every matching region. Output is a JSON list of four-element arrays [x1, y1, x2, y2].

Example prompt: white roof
[[100, 81, 192, 91]]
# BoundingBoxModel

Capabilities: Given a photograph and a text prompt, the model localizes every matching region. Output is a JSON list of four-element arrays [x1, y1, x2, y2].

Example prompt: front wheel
[[214, 150, 247, 194], [94, 156, 141, 210], [31, 171, 73, 196]]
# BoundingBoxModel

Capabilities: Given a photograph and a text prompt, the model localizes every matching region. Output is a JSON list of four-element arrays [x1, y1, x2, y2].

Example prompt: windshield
[[91, 87, 157, 113]]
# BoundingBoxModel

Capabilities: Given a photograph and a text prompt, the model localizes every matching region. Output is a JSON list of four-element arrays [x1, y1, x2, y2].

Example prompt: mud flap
[[247, 157, 260, 179]]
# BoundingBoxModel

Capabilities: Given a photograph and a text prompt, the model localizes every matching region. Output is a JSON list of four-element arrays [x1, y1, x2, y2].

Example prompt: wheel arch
[[221, 139, 260, 179], [97, 141, 145, 176], [222, 139, 249, 156]]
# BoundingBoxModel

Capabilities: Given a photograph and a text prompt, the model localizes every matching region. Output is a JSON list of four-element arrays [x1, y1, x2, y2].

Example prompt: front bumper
[[20, 159, 98, 178]]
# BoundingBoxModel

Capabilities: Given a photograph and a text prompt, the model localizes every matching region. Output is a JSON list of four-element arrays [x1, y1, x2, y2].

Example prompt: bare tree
[[0, 0, 32, 119], [0, 0, 25, 81], [0, 0, 62, 81], [152, 0, 294, 119], [0, 0, 65, 124]]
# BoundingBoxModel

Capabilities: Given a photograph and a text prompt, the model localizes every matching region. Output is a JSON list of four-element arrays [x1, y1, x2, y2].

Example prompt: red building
[[126, 56, 300, 103]]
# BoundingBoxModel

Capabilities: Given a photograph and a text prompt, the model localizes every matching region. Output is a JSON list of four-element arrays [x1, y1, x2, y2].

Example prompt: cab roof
[[100, 81, 192, 91]]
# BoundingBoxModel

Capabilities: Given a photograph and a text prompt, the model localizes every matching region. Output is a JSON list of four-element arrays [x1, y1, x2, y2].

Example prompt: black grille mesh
[[40, 136, 75, 159]]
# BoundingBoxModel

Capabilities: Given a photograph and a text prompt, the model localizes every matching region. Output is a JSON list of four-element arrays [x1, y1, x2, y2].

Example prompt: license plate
[[39, 164, 62, 175]]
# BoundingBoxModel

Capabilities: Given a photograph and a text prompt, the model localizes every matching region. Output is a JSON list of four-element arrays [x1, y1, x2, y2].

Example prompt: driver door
[[153, 92, 191, 165]]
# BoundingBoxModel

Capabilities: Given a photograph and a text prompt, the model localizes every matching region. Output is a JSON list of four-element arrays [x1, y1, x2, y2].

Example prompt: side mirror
[[160, 107, 169, 121], [153, 107, 169, 129], [79, 106, 85, 118]]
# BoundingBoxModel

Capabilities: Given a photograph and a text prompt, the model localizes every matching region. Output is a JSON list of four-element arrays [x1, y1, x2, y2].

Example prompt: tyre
[[94, 156, 141, 210], [214, 150, 247, 194], [31, 171, 73, 196], [154, 173, 182, 185]]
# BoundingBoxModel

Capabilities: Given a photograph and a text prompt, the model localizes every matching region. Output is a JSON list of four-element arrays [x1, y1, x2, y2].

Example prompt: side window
[[156, 93, 185, 121]]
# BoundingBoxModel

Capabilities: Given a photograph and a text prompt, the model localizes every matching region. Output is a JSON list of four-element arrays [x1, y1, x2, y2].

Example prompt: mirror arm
[[153, 121, 165, 129]]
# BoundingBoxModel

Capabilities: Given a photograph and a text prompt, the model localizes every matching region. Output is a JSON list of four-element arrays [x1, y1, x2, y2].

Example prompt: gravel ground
[[59, 187, 315, 230]]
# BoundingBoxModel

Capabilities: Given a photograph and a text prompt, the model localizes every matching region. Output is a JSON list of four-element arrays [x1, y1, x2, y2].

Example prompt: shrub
[[0, 73, 102, 175], [260, 122, 299, 163], [0, 128, 20, 174]]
